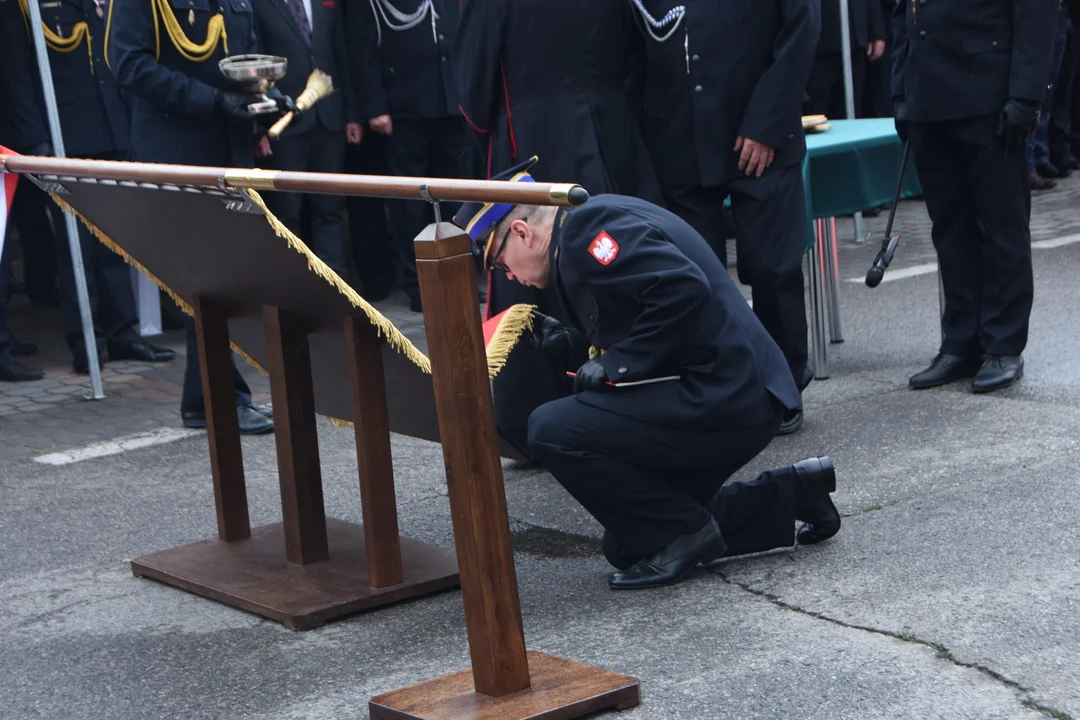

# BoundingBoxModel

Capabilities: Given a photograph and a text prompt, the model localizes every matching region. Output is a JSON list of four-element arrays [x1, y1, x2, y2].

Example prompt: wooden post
[[345, 317, 404, 588], [369, 222, 639, 719], [414, 223, 531, 696], [192, 295, 250, 542], [264, 306, 328, 565]]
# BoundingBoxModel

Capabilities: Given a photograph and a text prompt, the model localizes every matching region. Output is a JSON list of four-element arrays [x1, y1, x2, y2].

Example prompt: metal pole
[[838, 0, 866, 244], [24, 2, 105, 399]]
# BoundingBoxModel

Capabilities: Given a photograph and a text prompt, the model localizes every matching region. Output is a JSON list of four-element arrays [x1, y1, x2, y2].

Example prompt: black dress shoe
[[408, 296, 423, 313], [0, 359, 45, 382], [11, 340, 37, 356], [108, 340, 176, 362], [253, 404, 273, 419], [909, 353, 984, 389], [181, 405, 275, 435], [609, 518, 726, 590], [793, 457, 841, 545], [971, 354, 1023, 393], [777, 409, 803, 436]]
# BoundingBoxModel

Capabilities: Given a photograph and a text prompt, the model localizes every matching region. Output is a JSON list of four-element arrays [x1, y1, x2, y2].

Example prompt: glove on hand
[[997, 98, 1041, 148], [893, 100, 909, 143], [214, 89, 262, 121], [573, 357, 609, 393], [528, 311, 576, 355], [267, 87, 303, 123]]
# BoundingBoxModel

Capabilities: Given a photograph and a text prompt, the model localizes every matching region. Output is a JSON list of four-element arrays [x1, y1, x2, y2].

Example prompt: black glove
[[527, 311, 576, 355], [997, 98, 1041, 148], [214, 89, 262, 121], [267, 87, 303, 123], [893, 100, 909, 143], [573, 357, 609, 393]]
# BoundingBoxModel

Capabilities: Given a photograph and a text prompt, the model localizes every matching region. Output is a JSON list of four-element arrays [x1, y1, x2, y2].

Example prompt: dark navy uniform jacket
[[891, 0, 1059, 122], [105, 0, 259, 167], [348, 0, 459, 121], [551, 195, 801, 430], [633, 0, 819, 188], [0, 0, 129, 156]]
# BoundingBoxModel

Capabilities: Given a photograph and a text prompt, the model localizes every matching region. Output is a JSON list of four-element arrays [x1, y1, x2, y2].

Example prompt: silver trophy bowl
[[219, 54, 288, 114]]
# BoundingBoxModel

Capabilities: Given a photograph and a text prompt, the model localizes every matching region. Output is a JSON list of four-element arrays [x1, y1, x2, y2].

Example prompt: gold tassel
[[243, 188, 433, 375], [46, 192, 269, 376], [485, 303, 536, 379]]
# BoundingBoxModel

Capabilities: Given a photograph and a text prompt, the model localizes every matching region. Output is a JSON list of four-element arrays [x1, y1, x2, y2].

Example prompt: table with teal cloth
[[801, 118, 922, 248]]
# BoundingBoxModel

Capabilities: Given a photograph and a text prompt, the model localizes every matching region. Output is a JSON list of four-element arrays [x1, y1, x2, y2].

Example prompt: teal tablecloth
[[800, 118, 923, 249]]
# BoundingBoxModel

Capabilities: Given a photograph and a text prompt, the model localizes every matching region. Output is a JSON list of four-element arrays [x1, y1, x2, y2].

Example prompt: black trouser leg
[[527, 395, 783, 561], [181, 317, 253, 415], [50, 203, 103, 360], [708, 466, 798, 557], [804, 53, 841, 116], [94, 240, 141, 349], [385, 119, 434, 304], [429, 117, 467, 226], [729, 166, 810, 386], [660, 184, 729, 265], [0, 237, 13, 361], [10, 181, 58, 306], [344, 138, 396, 296], [1050, 19, 1080, 166], [958, 117, 1033, 355], [306, 127, 348, 277]]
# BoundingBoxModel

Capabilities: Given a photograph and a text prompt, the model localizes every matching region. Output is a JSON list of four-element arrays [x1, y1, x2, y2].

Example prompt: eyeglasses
[[487, 218, 520, 273]]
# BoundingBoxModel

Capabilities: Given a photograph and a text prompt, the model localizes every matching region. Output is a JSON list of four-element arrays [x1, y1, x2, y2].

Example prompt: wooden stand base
[[369, 652, 640, 719], [130, 518, 459, 630]]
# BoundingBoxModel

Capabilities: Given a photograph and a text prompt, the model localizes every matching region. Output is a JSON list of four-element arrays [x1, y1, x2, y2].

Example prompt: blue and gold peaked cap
[[453, 156, 540, 267]]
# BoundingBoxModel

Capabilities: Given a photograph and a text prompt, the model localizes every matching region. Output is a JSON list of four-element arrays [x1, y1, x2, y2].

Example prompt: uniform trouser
[[1049, 11, 1079, 166], [908, 117, 1033, 357], [528, 394, 795, 562], [180, 316, 253, 414], [344, 137, 396, 296], [662, 166, 811, 388], [804, 49, 868, 119], [0, 235, 14, 364], [9, 181, 58, 306], [384, 117, 466, 302], [264, 126, 348, 277], [48, 150, 141, 360]]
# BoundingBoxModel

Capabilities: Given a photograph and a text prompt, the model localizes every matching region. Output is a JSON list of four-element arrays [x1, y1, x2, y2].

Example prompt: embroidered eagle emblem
[[588, 232, 619, 265]]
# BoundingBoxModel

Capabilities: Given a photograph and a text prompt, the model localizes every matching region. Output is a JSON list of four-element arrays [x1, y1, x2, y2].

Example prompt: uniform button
[[919, 30, 927, 37], [991, 40, 998, 47], [692, 54, 699, 62], [694, 85, 703, 93], [439, 34, 445, 41], [441, 56, 447, 63], [618, 367, 627, 374]]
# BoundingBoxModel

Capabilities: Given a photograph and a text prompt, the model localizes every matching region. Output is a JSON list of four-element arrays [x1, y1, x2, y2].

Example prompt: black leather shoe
[[0, 359, 45, 382], [777, 409, 803, 435], [793, 456, 841, 545], [609, 518, 726, 590], [909, 353, 984, 389], [11, 340, 37, 356], [181, 411, 207, 429], [237, 403, 274, 435], [408, 296, 423, 313], [253, 404, 273, 419], [73, 356, 90, 375], [108, 341, 176, 362], [971, 354, 1023, 393]]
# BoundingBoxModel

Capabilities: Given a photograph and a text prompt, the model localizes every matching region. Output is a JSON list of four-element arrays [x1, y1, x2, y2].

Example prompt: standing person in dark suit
[[251, 0, 361, 276], [349, 0, 465, 313], [894, 0, 1058, 393], [453, 162, 841, 590], [805, 0, 887, 118], [454, 0, 664, 455], [633, 0, 820, 435], [107, 0, 277, 433], [1, 0, 176, 375]]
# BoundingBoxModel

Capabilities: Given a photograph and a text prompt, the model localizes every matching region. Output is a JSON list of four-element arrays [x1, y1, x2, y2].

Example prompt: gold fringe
[[243, 188, 433, 375], [327, 417, 353, 428], [47, 192, 269, 376], [485, 303, 536, 379]]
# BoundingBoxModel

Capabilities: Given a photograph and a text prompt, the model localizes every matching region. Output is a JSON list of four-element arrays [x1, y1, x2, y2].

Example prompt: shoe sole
[[909, 371, 981, 390]]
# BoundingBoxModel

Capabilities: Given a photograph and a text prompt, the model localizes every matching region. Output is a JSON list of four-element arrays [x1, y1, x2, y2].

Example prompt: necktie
[[286, 0, 311, 44]]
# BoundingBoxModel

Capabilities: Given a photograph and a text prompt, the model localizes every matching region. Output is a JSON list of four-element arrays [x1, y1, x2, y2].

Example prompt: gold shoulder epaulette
[[150, 0, 228, 61]]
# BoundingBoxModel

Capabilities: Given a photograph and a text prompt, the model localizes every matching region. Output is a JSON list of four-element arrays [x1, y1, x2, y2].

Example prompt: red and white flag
[[0, 145, 19, 261]]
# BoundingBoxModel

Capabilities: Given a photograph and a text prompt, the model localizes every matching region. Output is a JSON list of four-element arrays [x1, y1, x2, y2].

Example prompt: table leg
[[826, 217, 846, 344], [808, 222, 829, 380]]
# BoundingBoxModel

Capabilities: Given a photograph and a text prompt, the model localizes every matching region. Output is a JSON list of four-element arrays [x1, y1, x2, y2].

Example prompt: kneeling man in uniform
[[454, 157, 842, 590]]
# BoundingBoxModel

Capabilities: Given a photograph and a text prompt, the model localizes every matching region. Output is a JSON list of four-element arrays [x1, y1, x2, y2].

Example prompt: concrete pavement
[[0, 175, 1078, 719]]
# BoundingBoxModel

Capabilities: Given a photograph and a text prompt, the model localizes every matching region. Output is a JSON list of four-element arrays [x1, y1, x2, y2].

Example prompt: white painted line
[[1032, 232, 1080, 249], [846, 261, 939, 284], [33, 427, 202, 466], [846, 232, 1080, 284]]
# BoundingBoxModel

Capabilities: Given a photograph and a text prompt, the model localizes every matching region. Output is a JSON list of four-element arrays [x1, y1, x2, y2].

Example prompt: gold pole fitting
[[549, 183, 589, 207], [223, 168, 279, 191]]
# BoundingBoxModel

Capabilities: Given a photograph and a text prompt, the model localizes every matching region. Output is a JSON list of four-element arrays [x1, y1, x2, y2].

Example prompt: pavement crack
[[711, 570, 1072, 719]]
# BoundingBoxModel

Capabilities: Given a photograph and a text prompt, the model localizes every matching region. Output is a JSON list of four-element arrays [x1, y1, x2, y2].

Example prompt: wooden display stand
[[130, 297, 460, 630], [368, 223, 640, 719]]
